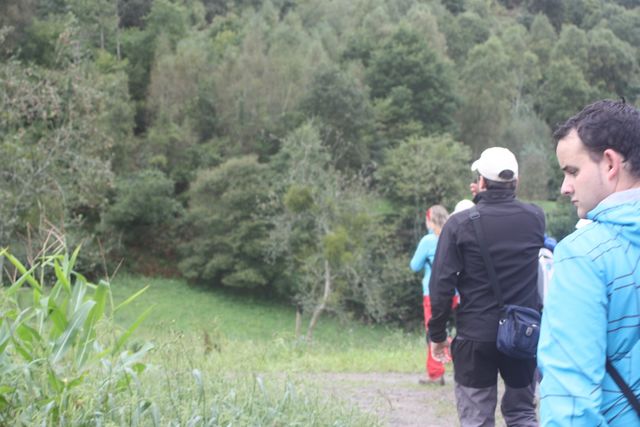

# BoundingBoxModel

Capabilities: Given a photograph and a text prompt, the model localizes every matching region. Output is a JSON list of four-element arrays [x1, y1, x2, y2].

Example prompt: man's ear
[[478, 175, 487, 191], [603, 148, 624, 181]]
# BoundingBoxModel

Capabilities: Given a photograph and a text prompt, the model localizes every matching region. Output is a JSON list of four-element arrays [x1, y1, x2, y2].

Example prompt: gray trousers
[[454, 381, 537, 427]]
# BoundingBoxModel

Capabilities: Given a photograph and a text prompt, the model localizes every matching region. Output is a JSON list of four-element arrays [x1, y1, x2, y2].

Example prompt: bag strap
[[591, 223, 640, 417], [469, 206, 504, 308], [606, 358, 640, 417]]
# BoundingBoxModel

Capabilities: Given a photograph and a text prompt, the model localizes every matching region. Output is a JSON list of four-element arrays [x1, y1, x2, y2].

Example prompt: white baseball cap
[[471, 147, 518, 182]]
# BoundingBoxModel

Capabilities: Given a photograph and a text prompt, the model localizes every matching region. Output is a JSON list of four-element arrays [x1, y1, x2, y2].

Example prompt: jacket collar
[[473, 189, 516, 204]]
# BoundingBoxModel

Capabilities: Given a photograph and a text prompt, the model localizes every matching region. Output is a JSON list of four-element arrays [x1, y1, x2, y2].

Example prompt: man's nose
[[560, 178, 573, 196]]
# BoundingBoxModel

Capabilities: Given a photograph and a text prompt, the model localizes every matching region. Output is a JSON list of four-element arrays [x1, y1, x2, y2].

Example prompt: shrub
[[179, 156, 278, 289], [102, 169, 183, 275]]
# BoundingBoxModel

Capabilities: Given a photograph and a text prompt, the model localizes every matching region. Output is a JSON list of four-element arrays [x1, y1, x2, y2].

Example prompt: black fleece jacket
[[428, 189, 545, 343]]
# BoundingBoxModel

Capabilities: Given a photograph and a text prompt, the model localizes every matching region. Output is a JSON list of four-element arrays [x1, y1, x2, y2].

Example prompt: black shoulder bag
[[469, 207, 541, 359]]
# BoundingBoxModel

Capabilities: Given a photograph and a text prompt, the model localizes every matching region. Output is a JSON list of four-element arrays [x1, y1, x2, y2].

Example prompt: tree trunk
[[306, 259, 331, 341], [116, 32, 121, 60], [295, 305, 302, 338], [115, 3, 121, 60]]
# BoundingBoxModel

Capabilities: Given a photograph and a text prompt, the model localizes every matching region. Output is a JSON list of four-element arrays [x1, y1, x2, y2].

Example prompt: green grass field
[[111, 275, 425, 374], [103, 275, 431, 425]]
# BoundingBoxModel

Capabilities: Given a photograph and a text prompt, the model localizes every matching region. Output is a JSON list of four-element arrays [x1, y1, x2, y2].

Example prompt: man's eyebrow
[[562, 165, 578, 172]]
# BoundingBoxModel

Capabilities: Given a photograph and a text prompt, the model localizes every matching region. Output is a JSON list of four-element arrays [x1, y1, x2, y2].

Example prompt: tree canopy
[[2, 0, 638, 328]]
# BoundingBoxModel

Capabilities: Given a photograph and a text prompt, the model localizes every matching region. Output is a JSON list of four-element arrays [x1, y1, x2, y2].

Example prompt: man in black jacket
[[428, 147, 545, 426]]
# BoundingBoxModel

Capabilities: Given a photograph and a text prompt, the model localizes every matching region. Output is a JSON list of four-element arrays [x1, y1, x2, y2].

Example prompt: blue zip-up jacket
[[538, 188, 640, 426], [410, 230, 437, 296]]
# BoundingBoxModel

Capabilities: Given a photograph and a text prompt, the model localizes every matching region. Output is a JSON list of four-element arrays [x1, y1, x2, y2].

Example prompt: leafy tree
[[143, 35, 223, 187], [366, 25, 458, 141], [528, 13, 557, 66], [212, 6, 329, 155], [143, 120, 207, 193], [518, 143, 555, 200], [144, 0, 189, 47], [443, 11, 491, 63], [0, 0, 37, 59], [457, 36, 516, 155], [377, 134, 471, 241], [104, 170, 181, 232], [121, 0, 188, 105], [441, 0, 466, 14], [536, 59, 595, 127], [586, 27, 638, 98], [466, 0, 492, 17], [0, 59, 134, 272], [158, 14, 244, 147], [500, 24, 541, 109], [103, 169, 181, 239], [34, 0, 69, 15], [527, 0, 565, 30], [600, 4, 640, 48], [550, 24, 589, 67], [101, 169, 182, 274], [498, 0, 526, 9], [199, 0, 231, 22], [372, 86, 425, 149], [117, 0, 154, 28], [179, 156, 276, 290], [563, 0, 602, 28], [299, 65, 374, 170], [340, 0, 411, 68], [499, 106, 554, 200], [613, 0, 640, 8], [15, 14, 71, 68], [93, 67, 137, 175], [68, 0, 120, 53], [267, 123, 387, 338], [404, 3, 449, 57]]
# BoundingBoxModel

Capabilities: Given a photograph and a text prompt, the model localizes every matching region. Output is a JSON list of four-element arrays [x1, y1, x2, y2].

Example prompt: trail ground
[[303, 372, 510, 426]]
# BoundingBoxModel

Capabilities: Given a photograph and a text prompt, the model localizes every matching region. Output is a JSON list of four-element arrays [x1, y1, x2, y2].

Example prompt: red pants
[[423, 295, 459, 380]]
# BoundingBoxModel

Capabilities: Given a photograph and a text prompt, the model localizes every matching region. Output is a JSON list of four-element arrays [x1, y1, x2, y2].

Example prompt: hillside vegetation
[[8, 0, 637, 326]]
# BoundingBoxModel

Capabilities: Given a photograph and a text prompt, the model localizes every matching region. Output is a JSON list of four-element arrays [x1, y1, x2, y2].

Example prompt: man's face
[[556, 129, 611, 219]]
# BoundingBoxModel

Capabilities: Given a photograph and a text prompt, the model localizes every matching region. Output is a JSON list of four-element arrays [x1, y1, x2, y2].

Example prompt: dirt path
[[302, 372, 460, 426]]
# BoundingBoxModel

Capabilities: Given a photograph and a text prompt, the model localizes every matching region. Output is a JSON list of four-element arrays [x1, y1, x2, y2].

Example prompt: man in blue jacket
[[538, 99, 640, 426]]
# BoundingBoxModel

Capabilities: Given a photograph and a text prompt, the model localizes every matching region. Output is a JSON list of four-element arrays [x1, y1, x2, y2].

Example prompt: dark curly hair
[[553, 99, 640, 177]]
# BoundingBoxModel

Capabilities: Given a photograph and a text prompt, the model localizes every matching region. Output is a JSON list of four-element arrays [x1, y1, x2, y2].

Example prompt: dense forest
[[2, 0, 638, 326]]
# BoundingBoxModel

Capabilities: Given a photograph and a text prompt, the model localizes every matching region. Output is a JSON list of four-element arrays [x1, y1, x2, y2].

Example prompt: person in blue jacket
[[538, 99, 640, 426], [410, 204, 457, 385]]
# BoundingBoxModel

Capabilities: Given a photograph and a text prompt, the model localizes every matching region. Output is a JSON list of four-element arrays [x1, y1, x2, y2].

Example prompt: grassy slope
[[112, 275, 425, 373], [106, 275, 406, 426]]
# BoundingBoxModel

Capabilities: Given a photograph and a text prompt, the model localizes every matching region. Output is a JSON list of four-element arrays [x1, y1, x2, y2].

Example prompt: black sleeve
[[427, 219, 462, 343]]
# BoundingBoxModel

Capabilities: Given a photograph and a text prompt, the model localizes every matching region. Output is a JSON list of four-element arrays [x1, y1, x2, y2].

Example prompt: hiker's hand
[[430, 340, 449, 363]]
